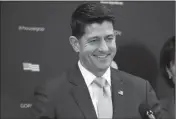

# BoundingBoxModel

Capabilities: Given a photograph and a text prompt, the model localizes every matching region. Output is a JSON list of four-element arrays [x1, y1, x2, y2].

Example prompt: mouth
[[92, 54, 110, 59]]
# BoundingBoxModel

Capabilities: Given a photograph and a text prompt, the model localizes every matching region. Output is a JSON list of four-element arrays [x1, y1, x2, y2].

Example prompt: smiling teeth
[[97, 55, 107, 58]]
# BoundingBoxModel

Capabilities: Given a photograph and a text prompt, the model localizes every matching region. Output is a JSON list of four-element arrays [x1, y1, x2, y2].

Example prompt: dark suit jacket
[[160, 94, 175, 119], [31, 64, 162, 119], [156, 73, 175, 119]]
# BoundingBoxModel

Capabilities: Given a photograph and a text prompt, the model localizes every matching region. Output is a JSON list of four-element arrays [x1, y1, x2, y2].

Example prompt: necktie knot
[[94, 77, 107, 88]]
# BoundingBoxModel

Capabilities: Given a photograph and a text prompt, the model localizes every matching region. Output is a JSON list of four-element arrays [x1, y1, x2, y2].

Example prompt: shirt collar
[[78, 60, 111, 86]]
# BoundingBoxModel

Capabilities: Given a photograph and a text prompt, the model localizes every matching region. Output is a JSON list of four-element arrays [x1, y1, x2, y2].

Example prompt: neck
[[92, 69, 107, 77], [80, 61, 107, 77]]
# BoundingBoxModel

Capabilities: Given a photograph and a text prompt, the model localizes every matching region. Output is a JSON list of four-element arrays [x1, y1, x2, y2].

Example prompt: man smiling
[[32, 2, 167, 119], [69, 20, 116, 77]]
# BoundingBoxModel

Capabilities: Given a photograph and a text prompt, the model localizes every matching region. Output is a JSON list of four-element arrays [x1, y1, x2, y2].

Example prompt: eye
[[106, 36, 114, 41], [90, 39, 97, 42], [89, 37, 100, 43]]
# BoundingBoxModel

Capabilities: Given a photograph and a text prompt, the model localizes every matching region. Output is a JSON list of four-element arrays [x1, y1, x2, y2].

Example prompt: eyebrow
[[87, 34, 114, 41], [88, 36, 100, 41], [106, 34, 114, 37], [90, 34, 114, 38]]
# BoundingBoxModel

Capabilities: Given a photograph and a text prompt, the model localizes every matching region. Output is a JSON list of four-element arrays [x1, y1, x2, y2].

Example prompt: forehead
[[84, 21, 114, 38]]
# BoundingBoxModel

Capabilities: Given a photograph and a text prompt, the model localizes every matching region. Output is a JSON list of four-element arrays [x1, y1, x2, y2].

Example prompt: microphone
[[139, 103, 156, 119]]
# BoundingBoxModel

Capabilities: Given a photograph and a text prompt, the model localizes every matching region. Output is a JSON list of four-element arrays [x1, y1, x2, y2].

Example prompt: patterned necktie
[[93, 77, 113, 119]]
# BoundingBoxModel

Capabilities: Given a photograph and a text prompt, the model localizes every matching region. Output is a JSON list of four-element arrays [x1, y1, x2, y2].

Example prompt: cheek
[[109, 42, 117, 53], [79, 46, 94, 59], [171, 66, 176, 76]]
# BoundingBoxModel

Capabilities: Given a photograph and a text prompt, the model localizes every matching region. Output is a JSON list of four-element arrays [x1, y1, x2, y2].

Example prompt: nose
[[98, 39, 109, 52]]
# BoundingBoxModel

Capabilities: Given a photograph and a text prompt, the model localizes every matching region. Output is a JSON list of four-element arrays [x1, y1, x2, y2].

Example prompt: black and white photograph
[[1, 1, 175, 119]]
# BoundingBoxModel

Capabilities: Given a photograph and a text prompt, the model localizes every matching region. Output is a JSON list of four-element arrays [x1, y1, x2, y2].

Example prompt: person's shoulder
[[45, 71, 68, 88], [111, 69, 149, 97], [112, 68, 146, 84], [34, 67, 74, 95]]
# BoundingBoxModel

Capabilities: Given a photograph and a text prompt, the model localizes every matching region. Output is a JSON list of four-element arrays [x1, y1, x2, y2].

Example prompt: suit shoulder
[[112, 68, 147, 88], [34, 70, 69, 96], [114, 69, 146, 82]]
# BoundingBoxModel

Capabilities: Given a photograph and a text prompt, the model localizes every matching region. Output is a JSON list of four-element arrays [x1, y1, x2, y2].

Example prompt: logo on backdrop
[[20, 101, 33, 108], [100, 0, 124, 5], [114, 30, 122, 36], [18, 25, 45, 32], [22, 62, 40, 72]]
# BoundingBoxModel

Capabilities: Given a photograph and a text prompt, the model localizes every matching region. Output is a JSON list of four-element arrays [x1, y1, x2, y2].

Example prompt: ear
[[69, 36, 80, 53], [111, 60, 118, 69], [166, 66, 172, 79]]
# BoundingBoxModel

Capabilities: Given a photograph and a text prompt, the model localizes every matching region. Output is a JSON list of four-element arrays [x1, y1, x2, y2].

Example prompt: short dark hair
[[160, 36, 175, 88], [70, 2, 115, 39]]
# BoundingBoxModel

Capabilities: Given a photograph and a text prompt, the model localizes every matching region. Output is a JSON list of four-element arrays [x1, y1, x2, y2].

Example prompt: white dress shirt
[[78, 61, 112, 117]]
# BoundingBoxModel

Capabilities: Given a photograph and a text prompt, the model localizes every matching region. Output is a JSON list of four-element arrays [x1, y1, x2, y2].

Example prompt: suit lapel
[[111, 68, 125, 119], [68, 64, 97, 119], [68, 65, 126, 119]]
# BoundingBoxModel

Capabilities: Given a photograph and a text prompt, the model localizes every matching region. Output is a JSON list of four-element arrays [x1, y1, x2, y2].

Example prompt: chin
[[96, 64, 110, 71]]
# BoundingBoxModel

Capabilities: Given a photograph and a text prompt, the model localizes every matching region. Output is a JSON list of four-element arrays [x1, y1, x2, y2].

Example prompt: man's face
[[170, 61, 176, 84], [78, 21, 117, 73]]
